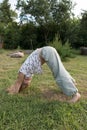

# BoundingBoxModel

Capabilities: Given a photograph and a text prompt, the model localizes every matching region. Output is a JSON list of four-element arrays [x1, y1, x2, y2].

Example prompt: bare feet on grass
[[68, 92, 81, 103], [6, 85, 20, 94]]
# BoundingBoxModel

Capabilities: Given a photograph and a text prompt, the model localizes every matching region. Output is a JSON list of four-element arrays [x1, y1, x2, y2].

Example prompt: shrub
[[50, 36, 75, 60]]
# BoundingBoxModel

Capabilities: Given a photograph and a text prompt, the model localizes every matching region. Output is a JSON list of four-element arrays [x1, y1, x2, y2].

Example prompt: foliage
[[4, 22, 20, 49], [0, 23, 5, 35], [0, 0, 17, 25], [78, 11, 87, 47], [51, 0, 73, 24], [17, 0, 53, 25], [0, 23, 5, 43], [37, 21, 57, 46], [16, 0, 74, 45], [19, 22, 37, 49], [51, 0, 74, 43], [16, 0, 73, 25], [0, 0, 17, 48], [50, 36, 74, 60], [65, 18, 81, 48], [1, 0, 87, 49]]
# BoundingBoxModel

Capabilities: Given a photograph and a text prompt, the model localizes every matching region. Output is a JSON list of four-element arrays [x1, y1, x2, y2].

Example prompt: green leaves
[[0, 0, 17, 24]]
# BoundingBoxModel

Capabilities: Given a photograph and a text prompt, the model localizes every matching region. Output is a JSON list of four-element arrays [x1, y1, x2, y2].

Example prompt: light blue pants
[[41, 46, 78, 96]]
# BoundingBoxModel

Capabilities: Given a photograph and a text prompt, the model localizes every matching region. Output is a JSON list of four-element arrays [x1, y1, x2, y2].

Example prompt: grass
[[0, 49, 87, 130]]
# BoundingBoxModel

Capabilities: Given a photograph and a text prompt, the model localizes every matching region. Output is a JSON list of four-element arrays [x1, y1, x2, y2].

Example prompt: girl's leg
[[7, 72, 24, 94], [41, 46, 81, 103]]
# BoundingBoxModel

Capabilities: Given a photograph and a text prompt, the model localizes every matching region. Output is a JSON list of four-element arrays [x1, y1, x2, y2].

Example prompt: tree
[[79, 11, 87, 47], [51, 0, 74, 43], [16, 0, 52, 25], [0, 0, 17, 25], [16, 0, 78, 48], [4, 22, 20, 49], [19, 22, 37, 49], [0, 0, 18, 48], [66, 18, 81, 48], [37, 21, 57, 45]]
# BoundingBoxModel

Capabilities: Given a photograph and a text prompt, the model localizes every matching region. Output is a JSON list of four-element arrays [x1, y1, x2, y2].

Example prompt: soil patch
[[40, 88, 69, 102]]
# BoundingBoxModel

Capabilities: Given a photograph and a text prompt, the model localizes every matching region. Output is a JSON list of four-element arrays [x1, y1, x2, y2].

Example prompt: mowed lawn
[[0, 49, 87, 130]]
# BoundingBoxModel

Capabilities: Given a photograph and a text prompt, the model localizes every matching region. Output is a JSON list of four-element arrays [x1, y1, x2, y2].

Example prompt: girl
[[7, 46, 81, 103]]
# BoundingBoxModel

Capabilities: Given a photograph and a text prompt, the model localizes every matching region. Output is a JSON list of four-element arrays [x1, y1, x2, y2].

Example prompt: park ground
[[0, 49, 87, 130]]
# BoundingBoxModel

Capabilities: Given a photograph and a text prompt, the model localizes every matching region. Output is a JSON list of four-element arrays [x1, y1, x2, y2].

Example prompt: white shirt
[[19, 48, 42, 77]]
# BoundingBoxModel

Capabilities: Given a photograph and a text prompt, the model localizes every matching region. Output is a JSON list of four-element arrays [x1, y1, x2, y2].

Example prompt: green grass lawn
[[0, 49, 87, 130]]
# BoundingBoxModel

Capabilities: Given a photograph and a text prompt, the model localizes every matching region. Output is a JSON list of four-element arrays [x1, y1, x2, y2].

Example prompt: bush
[[50, 36, 75, 60]]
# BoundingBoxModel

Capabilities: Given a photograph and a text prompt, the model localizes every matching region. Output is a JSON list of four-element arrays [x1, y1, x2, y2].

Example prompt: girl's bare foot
[[7, 88, 17, 94], [6, 84, 21, 94], [68, 92, 81, 103]]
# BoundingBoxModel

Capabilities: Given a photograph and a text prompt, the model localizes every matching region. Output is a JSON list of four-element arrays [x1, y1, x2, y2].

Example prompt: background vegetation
[[0, 0, 87, 50]]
